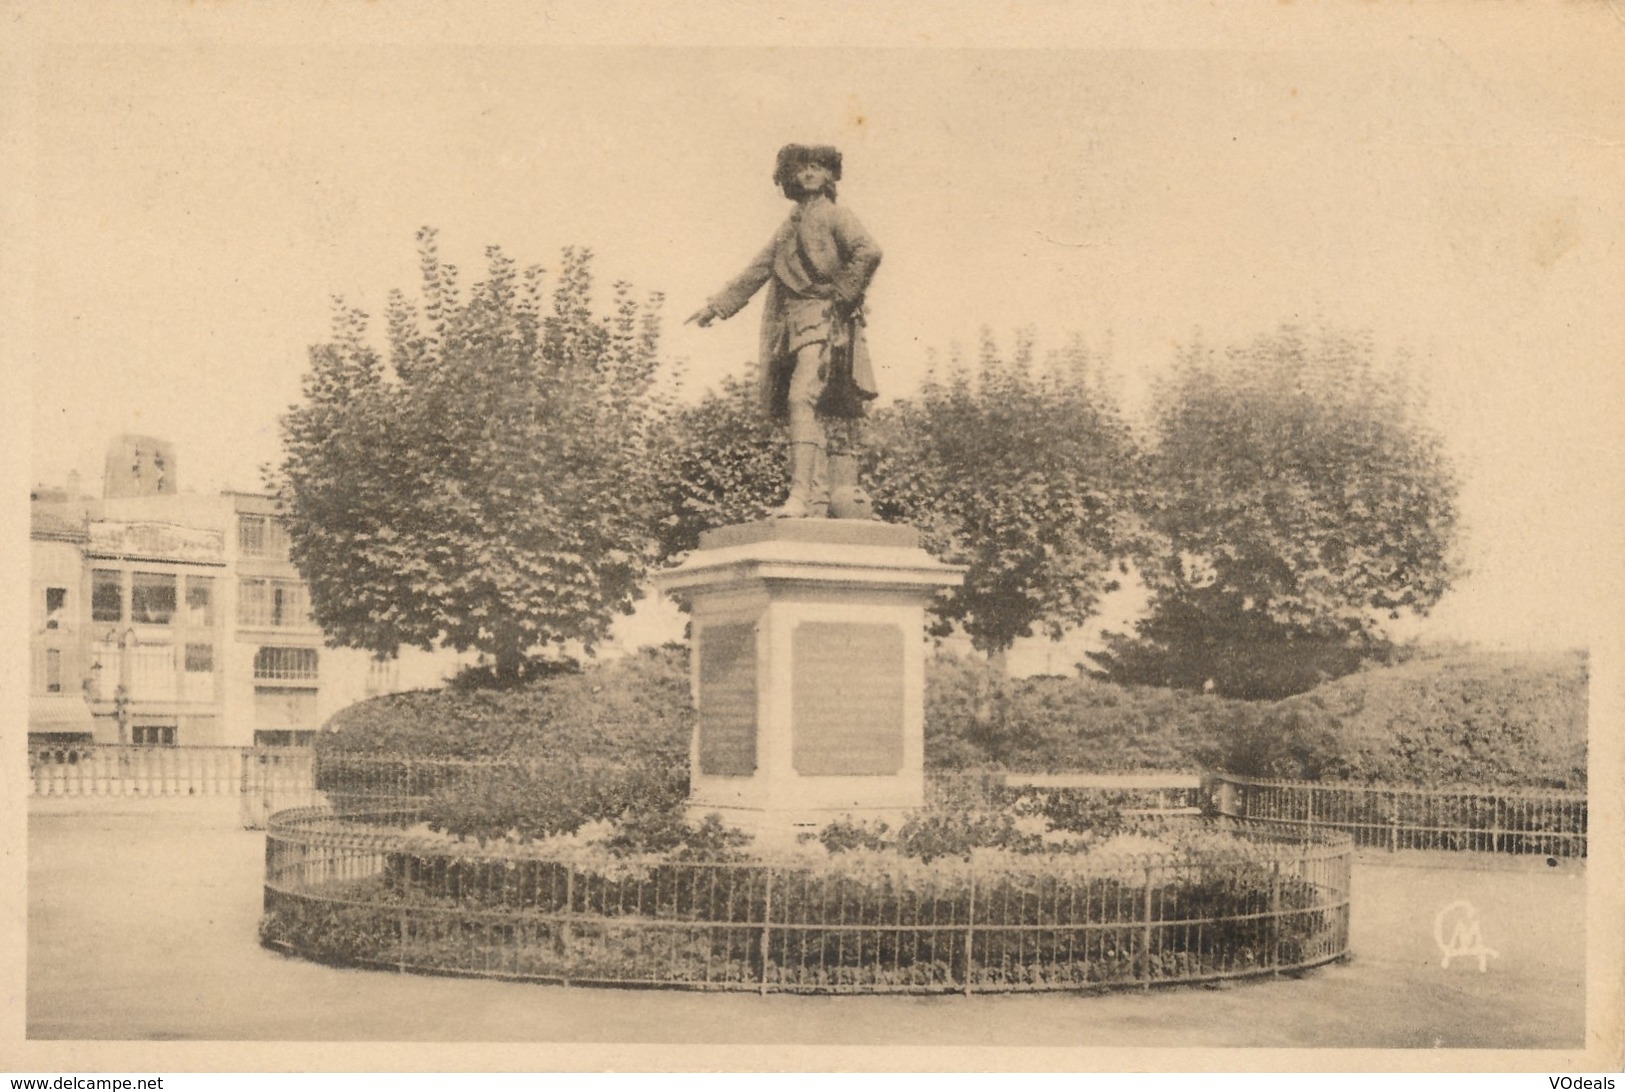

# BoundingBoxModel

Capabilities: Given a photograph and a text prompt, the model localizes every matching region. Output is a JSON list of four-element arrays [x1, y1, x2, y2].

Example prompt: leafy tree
[[650, 331, 1143, 659], [272, 228, 671, 684], [1089, 325, 1460, 699], [651, 367, 786, 559], [868, 332, 1145, 657]]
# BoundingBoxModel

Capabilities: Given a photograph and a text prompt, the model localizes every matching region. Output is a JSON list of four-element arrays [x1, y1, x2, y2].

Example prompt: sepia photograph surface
[[4, 1, 1623, 1076]]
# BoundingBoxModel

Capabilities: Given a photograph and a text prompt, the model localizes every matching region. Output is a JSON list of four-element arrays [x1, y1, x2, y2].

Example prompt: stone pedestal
[[654, 519, 964, 840]]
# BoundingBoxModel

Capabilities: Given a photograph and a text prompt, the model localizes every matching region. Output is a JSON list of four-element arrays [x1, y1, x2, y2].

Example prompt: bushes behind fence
[[261, 812, 1350, 992], [320, 645, 693, 763], [924, 649, 1586, 790], [1213, 650, 1587, 788], [924, 654, 1234, 773], [313, 646, 1586, 841], [316, 647, 694, 842]]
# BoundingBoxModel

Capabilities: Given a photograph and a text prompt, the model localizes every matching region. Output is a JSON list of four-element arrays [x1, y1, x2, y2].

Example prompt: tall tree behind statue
[[1089, 324, 1461, 699], [870, 332, 1146, 660], [272, 228, 670, 684], [653, 331, 1146, 662]]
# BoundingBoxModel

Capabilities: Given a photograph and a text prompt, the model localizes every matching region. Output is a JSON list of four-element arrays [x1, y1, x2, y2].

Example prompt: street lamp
[[101, 626, 135, 744]]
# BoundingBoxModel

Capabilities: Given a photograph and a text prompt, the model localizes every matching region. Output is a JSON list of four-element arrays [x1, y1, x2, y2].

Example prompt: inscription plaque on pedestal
[[791, 622, 904, 775], [697, 621, 757, 776], [657, 517, 964, 833]]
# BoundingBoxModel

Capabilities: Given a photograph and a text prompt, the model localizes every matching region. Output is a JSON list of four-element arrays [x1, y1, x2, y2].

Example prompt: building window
[[238, 514, 291, 560], [181, 643, 214, 702], [45, 587, 67, 629], [254, 646, 319, 680], [273, 583, 307, 627], [46, 649, 62, 693], [237, 578, 310, 628], [131, 572, 177, 625], [244, 579, 307, 628], [92, 570, 123, 623], [185, 643, 214, 673], [238, 514, 265, 556], [185, 577, 214, 627], [237, 579, 266, 625], [132, 725, 177, 746], [253, 729, 316, 748]]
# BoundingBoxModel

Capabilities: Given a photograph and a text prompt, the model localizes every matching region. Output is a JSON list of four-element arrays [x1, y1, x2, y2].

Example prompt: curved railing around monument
[[261, 805, 1352, 994], [1208, 772, 1587, 857]]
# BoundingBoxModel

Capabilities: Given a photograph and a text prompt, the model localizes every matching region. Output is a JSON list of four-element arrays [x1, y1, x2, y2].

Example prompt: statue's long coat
[[704, 195, 883, 422]]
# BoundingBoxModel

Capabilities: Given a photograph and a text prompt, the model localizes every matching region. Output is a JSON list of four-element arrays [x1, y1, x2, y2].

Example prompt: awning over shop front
[[28, 693, 98, 735]]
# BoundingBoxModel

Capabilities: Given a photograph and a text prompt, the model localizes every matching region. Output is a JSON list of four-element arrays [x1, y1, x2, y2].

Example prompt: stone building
[[28, 504, 97, 742], [28, 435, 458, 747]]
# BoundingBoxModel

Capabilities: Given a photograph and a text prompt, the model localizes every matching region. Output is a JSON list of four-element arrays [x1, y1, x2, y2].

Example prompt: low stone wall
[[27, 743, 317, 828]]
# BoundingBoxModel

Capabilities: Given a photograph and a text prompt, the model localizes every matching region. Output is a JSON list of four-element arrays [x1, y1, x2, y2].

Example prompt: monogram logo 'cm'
[[1434, 899, 1500, 972]]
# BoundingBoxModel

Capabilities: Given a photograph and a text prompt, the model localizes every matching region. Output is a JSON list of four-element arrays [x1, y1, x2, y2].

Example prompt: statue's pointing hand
[[685, 304, 719, 328]]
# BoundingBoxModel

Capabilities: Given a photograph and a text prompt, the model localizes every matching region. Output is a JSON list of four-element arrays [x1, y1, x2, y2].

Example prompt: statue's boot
[[773, 441, 829, 518], [827, 449, 875, 519]]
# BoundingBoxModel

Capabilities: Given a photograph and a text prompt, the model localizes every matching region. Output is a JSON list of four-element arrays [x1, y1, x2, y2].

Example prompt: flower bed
[[261, 807, 1351, 993]]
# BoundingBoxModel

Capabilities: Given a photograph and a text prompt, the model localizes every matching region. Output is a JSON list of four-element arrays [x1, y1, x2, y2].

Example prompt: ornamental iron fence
[[1208, 772, 1586, 857], [261, 806, 1352, 994], [240, 749, 320, 828], [985, 771, 1207, 817], [304, 752, 526, 810]]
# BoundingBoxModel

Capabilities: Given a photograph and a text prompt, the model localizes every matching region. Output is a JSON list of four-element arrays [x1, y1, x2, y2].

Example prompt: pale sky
[[11, 6, 1624, 652]]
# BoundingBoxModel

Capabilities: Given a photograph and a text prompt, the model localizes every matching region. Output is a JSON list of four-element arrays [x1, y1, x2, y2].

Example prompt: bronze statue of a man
[[687, 144, 883, 519]]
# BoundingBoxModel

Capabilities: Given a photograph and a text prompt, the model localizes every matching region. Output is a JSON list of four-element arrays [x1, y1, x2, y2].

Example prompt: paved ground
[[25, 797, 1587, 1049]]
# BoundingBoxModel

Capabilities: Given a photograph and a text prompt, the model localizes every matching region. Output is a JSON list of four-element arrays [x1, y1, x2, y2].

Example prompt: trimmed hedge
[[925, 649, 1587, 790], [320, 645, 693, 763], [1212, 650, 1587, 788], [925, 654, 1234, 773], [314, 644, 1587, 847], [316, 647, 695, 844]]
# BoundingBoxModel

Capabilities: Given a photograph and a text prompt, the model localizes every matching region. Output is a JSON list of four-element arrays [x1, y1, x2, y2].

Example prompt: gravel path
[[26, 798, 1586, 1048]]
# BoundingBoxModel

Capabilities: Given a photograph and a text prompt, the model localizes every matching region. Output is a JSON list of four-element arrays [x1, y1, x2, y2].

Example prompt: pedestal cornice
[[655, 519, 964, 596]]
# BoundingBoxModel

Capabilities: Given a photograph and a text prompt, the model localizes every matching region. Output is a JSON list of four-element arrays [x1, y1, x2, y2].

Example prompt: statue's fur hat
[[773, 144, 843, 188]]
